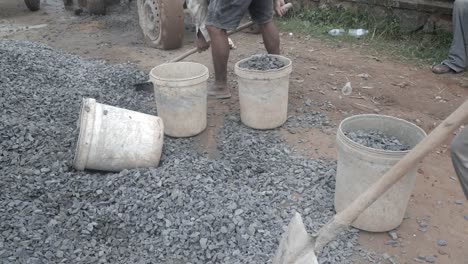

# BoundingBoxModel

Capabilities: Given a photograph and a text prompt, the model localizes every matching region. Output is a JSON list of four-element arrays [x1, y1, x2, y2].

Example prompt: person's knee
[[207, 25, 225, 35], [257, 20, 274, 30]]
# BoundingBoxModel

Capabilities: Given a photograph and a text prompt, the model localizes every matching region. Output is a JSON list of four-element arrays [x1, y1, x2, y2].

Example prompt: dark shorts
[[206, 0, 273, 30]]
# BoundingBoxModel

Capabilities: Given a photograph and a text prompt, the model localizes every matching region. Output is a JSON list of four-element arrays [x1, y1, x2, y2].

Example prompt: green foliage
[[277, 6, 453, 65]]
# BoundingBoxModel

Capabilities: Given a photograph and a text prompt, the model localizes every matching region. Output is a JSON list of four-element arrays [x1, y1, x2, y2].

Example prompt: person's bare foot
[[208, 83, 231, 99]]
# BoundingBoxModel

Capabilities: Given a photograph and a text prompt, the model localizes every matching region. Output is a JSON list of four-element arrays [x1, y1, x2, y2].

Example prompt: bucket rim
[[149, 62, 209, 83], [73, 98, 95, 170], [234, 54, 292, 73], [337, 114, 427, 155]]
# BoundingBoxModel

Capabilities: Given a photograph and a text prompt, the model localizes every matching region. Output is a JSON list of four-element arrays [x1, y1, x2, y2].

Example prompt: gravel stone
[[454, 200, 464, 205], [285, 100, 331, 129], [425, 255, 436, 263], [239, 54, 286, 70], [0, 40, 358, 264], [388, 231, 398, 240], [464, 215, 468, 221], [345, 130, 410, 151], [436, 240, 447, 247], [384, 240, 399, 247], [418, 220, 428, 228]]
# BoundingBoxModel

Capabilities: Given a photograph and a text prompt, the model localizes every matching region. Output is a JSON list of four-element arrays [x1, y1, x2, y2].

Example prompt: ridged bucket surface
[[335, 114, 427, 232], [234, 55, 292, 130], [150, 62, 209, 138], [74, 98, 164, 172]]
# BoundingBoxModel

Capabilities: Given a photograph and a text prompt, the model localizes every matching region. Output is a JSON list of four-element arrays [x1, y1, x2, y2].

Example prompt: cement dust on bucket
[[73, 98, 164, 172]]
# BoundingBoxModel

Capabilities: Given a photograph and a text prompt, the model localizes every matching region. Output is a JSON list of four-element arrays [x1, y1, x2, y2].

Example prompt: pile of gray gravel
[[345, 130, 410, 151], [239, 54, 286, 70], [0, 40, 358, 264]]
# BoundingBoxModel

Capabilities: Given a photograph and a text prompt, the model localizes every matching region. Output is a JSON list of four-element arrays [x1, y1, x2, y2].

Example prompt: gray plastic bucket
[[234, 55, 292, 130], [150, 62, 209, 138], [335, 114, 427, 232]]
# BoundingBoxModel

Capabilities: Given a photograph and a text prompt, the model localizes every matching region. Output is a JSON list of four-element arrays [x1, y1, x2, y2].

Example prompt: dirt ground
[[1, 0, 467, 263]]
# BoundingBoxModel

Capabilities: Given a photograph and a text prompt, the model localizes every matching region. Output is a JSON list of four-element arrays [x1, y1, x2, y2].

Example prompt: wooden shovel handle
[[169, 3, 293, 63], [315, 99, 468, 252], [168, 22, 255, 63]]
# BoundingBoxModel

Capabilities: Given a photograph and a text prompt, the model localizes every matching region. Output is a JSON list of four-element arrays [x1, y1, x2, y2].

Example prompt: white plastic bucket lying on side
[[150, 62, 209, 138], [74, 98, 164, 172], [335, 114, 427, 232], [234, 55, 292, 130]]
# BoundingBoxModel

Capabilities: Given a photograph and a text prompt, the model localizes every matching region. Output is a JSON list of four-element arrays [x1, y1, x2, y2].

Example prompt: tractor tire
[[24, 0, 40, 11], [137, 0, 184, 50], [87, 0, 106, 15]]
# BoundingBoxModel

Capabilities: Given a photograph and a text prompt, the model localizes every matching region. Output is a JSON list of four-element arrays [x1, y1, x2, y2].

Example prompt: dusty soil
[[2, 0, 467, 263]]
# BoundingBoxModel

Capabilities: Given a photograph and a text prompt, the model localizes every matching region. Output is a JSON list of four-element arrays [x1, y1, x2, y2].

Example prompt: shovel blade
[[273, 213, 319, 264]]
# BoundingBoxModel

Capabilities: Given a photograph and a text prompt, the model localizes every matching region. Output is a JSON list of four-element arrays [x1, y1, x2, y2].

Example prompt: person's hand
[[274, 0, 286, 17], [196, 31, 210, 52]]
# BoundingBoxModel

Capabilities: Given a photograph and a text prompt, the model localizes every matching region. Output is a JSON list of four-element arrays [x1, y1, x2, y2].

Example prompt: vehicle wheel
[[87, 0, 106, 15], [24, 0, 40, 11], [137, 0, 184, 50]]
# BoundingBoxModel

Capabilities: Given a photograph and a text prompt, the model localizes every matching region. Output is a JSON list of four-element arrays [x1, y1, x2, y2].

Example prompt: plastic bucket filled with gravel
[[150, 62, 209, 137], [335, 114, 427, 232], [73, 98, 164, 172], [234, 54, 292, 129]]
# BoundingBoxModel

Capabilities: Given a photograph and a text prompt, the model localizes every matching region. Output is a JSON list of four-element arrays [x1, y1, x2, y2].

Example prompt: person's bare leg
[[207, 25, 231, 99], [258, 21, 280, 54]]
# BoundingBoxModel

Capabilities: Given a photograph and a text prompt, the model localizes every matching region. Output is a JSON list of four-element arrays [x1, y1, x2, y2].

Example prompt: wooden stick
[[168, 22, 255, 63]]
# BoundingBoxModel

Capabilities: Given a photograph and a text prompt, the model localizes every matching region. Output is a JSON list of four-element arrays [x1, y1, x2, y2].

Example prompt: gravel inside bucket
[[239, 54, 286, 71], [345, 130, 411, 151], [1, 40, 358, 264]]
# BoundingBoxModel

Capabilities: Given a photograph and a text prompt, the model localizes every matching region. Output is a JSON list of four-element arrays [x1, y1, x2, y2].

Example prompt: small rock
[[44, 251, 54, 259], [156, 211, 164, 219], [358, 73, 370, 80], [200, 238, 208, 249], [425, 255, 436, 263], [385, 240, 399, 246], [28, 257, 41, 264], [418, 227, 428, 233], [436, 240, 447, 247], [234, 209, 244, 216], [464, 215, 468, 221], [438, 249, 447, 255], [388, 231, 398, 240], [454, 200, 464, 205], [418, 220, 428, 228]]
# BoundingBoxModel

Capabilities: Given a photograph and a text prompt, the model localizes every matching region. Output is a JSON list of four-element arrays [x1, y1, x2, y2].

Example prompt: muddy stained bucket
[[150, 62, 209, 138], [234, 55, 292, 130], [73, 98, 164, 172], [335, 114, 427, 232]]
